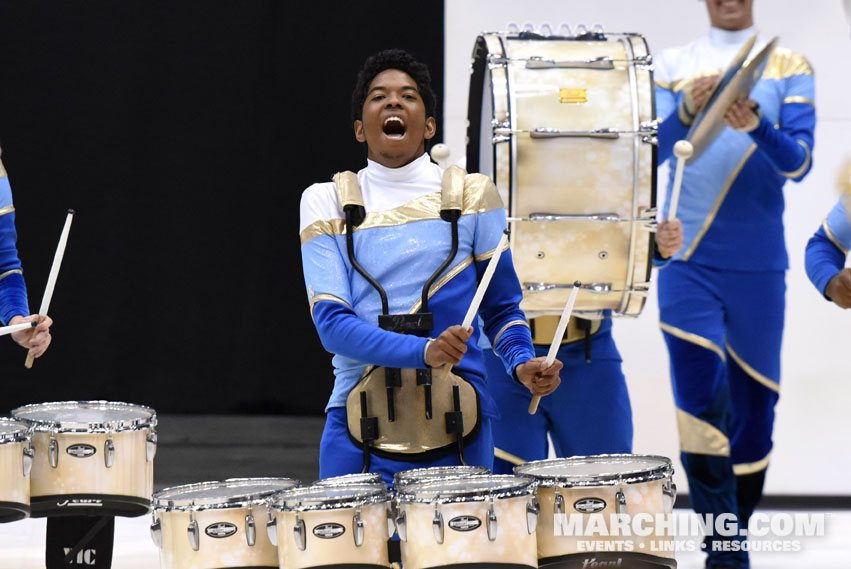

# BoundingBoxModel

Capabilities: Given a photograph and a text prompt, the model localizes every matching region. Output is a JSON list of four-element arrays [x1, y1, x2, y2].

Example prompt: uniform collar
[[708, 25, 758, 48], [366, 153, 431, 182]]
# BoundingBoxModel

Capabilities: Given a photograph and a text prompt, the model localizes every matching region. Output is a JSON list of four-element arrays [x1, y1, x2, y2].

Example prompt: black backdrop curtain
[[0, 1, 445, 414]]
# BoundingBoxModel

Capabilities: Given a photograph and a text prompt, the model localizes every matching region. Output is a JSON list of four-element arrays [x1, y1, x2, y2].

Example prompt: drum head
[[0, 418, 30, 444], [153, 477, 300, 511], [514, 454, 672, 487], [273, 483, 389, 512], [313, 472, 385, 487], [393, 465, 490, 488], [396, 474, 535, 504], [11, 401, 156, 433]]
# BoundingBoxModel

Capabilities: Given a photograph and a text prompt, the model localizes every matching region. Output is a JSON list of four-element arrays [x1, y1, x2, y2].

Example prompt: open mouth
[[382, 116, 406, 138]]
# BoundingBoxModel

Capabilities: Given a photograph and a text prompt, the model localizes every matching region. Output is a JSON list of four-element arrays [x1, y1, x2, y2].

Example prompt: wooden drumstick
[[439, 229, 509, 379], [528, 281, 581, 415], [25, 209, 74, 368], [667, 140, 693, 221], [0, 321, 37, 337]]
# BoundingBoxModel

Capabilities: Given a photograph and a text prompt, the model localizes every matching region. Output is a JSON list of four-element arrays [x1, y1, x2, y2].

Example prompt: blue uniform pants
[[658, 261, 784, 569]]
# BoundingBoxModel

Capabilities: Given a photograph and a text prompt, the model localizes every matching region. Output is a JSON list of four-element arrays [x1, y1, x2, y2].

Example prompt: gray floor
[[154, 414, 325, 490]]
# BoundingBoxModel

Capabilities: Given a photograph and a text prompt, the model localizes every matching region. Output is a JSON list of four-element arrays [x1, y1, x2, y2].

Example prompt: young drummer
[[299, 49, 562, 485]]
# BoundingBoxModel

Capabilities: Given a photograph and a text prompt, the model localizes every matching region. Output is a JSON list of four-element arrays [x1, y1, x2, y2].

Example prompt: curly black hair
[[350, 48, 437, 125]]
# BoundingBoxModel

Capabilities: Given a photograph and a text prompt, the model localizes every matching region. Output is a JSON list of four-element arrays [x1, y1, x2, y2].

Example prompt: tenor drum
[[313, 472, 385, 487], [0, 418, 33, 522], [11, 400, 156, 517], [467, 30, 658, 317], [393, 465, 490, 489], [515, 454, 677, 568], [271, 483, 392, 568], [395, 474, 539, 569], [151, 477, 299, 569]]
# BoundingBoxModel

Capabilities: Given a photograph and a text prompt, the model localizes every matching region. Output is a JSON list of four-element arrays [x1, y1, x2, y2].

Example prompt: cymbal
[[687, 35, 778, 162]]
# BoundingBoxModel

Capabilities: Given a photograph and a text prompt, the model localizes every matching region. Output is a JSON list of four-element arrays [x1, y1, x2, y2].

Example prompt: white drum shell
[[0, 440, 30, 507]]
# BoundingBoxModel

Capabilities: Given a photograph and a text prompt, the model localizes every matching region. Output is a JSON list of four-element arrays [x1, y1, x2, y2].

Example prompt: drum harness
[[334, 167, 479, 473]]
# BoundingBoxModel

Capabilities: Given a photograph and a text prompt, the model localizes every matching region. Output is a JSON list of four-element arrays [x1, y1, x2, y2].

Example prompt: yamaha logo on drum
[[66, 444, 97, 458], [313, 523, 346, 539], [574, 498, 607, 513], [205, 522, 238, 538], [448, 515, 482, 532]]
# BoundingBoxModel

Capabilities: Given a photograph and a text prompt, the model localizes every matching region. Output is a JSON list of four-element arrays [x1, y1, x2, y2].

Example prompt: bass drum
[[467, 30, 658, 317]]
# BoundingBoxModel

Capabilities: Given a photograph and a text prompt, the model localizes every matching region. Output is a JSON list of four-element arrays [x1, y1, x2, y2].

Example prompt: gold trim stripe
[[676, 409, 730, 456], [822, 219, 848, 255], [474, 239, 510, 263], [733, 453, 771, 476], [783, 96, 814, 106], [309, 293, 350, 321], [660, 322, 726, 362], [494, 447, 527, 466], [762, 48, 813, 81], [779, 140, 811, 179], [683, 144, 757, 260], [726, 342, 780, 393], [300, 218, 345, 246], [493, 320, 529, 346], [0, 205, 14, 217], [408, 256, 474, 314], [0, 269, 23, 282]]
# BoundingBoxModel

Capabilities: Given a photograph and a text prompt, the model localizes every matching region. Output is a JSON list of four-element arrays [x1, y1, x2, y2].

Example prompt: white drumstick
[[430, 143, 451, 170], [667, 140, 693, 221], [0, 321, 37, 337], [440, 229, 509, 379], [528, 282, 581, 415], [25, 209, 74, 368]]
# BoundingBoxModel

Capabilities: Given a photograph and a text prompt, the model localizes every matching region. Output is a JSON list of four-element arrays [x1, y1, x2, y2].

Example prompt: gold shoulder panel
[[762, 48, 813, 80], [441, 165, 465, 212], [463, 173, 504, 214], [299, 218, 345, 246], [333, 171, 363, 209]]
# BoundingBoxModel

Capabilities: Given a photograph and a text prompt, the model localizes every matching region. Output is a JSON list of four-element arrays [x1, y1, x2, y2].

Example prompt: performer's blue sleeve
[[312, 301, 428, 368], [805, 227, 846, 299], [473, 207, 534, 378], [0, 176, 29, 325], [655, 85, 690, 165], [748, 101, 815, 181]]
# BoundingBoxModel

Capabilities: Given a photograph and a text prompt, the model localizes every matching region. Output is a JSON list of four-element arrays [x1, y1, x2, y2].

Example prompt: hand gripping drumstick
[[0, 321, 37, 337], [667, 140, 693, 221], [25, 209, 74, 368], [439, 229, 510, 379], [528, 281, 581, 415]]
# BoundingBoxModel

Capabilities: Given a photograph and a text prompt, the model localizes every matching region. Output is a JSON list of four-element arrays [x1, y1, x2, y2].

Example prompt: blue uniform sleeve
[[805, 225, 846, 299], [312, 300, 428, 368], [656, 84, 691, 165], [0, 172, 29, 325], [748, 101, 814, 181]]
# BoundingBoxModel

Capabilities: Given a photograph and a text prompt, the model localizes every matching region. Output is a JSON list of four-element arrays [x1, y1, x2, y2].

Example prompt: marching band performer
[[0, 147, 52, 358], [484, 221, 683, 473], [654, 1, 815, 567], [299, 49, 562, 486], [805, 167, 851, 309]]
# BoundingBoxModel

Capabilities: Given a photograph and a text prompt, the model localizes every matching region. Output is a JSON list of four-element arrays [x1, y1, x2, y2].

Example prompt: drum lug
[[616, 488, 627, 515], [526, 496, 539, 534], [492, 134, 511, 144], [22, 443, 34, 477], [487, 54, 509, 68], [146, 431, 158, 462], [266, 512, 278, 547], [353, 507, 365, 547], [432, 503, 444, 544], [632, 282, 651, 293], [554, 489, 565, 516], [663, 480, 677, 513], [48, 436, 59, 468], [386, 502, 396, 538], [396, 510, 407, 542], [245, 511, 256, 547], [187, 513, 200, 552], [104, 436, 115, 469], [150, 514, 162, 549], [634, 54, 653, 67], [486, 498, 498, 542], [642, 135, 659, 146], [293, 514, 306, 551]]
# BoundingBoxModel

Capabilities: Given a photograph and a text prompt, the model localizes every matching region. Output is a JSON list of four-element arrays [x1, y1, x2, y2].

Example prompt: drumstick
[[528, 282, 580, 415], [0, 321, 37, 337], [25, 209, 74, 368], [439, 229, 509, 379], [430, 143, 451, 170], [667, 140, 693, 221]]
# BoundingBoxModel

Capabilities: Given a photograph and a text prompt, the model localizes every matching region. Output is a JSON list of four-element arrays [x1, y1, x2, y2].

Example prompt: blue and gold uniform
[[806, 198, 850, 297], [300, 153, 535, 486], [655, 27, 815, 568], [0, 152, 30, 325]]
